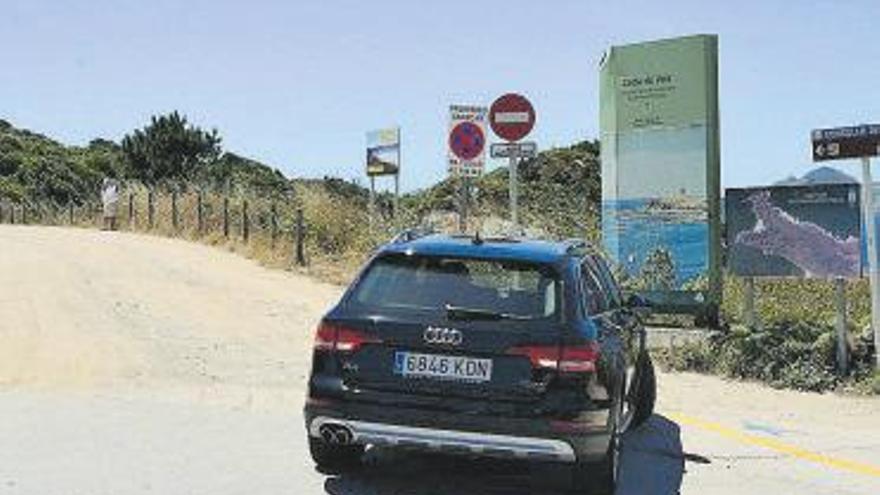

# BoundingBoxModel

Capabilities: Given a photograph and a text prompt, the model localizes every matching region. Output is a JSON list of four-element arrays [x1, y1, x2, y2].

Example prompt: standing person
[[101, 177, 120, 231]]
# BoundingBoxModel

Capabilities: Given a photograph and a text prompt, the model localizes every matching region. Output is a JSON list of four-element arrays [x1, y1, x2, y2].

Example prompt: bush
[[653, 340, 715, 374], [854, 370, 880, 395], [721, 276, 871, 330], [655, 322, 878, 393]]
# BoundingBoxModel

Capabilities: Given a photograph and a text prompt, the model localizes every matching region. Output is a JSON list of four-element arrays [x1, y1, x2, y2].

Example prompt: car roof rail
[[390, 227, 434, 244], [562, 238, 591, 255]]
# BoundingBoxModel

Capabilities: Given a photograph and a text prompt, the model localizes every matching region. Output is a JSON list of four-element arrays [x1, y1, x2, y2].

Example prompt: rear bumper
[[304, 398, 611, 463], [310, 415, 576, 462]]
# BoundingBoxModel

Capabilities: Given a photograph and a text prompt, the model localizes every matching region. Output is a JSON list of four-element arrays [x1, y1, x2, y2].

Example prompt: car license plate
[[393, 352, 492, 382]]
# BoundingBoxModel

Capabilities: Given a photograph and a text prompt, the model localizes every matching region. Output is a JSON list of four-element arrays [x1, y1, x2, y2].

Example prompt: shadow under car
[[321, 414, 688, 495]]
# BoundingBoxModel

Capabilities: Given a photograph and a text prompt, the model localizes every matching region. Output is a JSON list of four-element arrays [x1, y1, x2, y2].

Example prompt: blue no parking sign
[[449, 121, 485, 161]]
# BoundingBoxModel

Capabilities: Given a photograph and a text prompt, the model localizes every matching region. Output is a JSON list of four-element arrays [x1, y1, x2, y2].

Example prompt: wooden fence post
[[223, 196, 229, 238], [0, 202, 4, 224], [21, 203, 27, 225], [197, 191, 204, 235], [270, 203, 278, 248], [128, 193, 135, 229], [242, 199, 249, 242], [295, 208, 305, 266], [68, 202, 74, 225], [148, 190, 155, 229], [171, 191, 179, 231]]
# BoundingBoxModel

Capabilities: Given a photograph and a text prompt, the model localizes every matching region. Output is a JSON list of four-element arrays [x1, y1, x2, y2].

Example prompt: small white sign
[[490, 141, 537, 159]]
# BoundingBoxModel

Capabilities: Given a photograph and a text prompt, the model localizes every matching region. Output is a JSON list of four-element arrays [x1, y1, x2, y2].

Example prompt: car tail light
[[558, 342, 599, 373], [507, 341, 599, 374], [507, 345, 561, 369], [314, 322, 337, 351], [313, 321, 380, 353]]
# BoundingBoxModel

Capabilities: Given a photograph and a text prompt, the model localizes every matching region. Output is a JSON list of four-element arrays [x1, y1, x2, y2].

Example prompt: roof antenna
[[472, 230, 483, 245]]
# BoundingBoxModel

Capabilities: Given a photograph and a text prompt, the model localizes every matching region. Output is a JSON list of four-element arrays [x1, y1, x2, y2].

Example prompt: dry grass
[[26, 184, 389, 286]]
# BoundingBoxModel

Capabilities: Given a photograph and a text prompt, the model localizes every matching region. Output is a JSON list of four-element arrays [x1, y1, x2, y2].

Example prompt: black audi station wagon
[[304, 232, 656, 492]]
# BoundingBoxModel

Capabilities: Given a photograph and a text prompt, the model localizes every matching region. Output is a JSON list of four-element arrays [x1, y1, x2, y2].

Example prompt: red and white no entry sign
[[489, 93, 535, 142]]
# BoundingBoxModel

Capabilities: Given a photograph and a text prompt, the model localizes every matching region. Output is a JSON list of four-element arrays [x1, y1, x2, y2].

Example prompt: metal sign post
[[834, 277, 850, 375], [812, 124, 880, 369], [459, 176, 470, 233], [508, 144, 518, 234], [743, 276, 758, 329], [394, 174, 399, 220], [489, 93, 536, 236], [863, 156, 880, 368], [395, 129, 401, 219], [369, 176, 375, 231]]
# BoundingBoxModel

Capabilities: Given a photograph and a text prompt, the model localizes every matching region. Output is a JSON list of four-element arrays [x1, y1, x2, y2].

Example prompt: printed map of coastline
[[734, 190, 860, 278], [616, 196, 708, 224]]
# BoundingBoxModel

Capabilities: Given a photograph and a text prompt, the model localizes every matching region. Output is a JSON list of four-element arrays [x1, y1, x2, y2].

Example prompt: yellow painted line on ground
[[668, 412, 880, 478]]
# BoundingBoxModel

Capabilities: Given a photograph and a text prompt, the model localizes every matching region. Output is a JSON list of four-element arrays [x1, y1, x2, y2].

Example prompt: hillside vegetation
[[0, 113, 601, 280], [0, 114, 600, 237], [0, 114, 294, 205]]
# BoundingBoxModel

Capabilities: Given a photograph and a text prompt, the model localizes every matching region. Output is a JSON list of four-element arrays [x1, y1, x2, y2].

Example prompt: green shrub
[[655, 322, 868, 393], [721, 276, 871, 329], [653, 340, 715, 373], [853, 370, 880, 395]]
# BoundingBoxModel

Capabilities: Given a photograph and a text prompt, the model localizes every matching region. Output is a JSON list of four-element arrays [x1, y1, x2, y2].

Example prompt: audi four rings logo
[[423, 326, 463, 345]]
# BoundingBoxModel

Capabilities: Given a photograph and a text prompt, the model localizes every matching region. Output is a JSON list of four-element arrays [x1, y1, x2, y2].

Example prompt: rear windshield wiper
[[445, 304, 537, 321]]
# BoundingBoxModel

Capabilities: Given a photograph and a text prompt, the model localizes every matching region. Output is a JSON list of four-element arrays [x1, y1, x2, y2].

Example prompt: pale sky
[[2, 0, 879, 192]]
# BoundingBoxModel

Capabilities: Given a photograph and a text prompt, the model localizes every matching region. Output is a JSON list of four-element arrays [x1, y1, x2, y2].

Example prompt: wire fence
[[0, 185, 310, 267], [0, 180, 574, 282]]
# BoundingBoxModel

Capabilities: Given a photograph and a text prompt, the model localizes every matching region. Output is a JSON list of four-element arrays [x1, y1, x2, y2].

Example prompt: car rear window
[[349, 254, 560, 319]]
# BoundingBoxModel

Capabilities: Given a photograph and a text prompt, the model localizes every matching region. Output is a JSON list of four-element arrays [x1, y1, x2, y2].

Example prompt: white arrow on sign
[[828, 142, 840, 156], [815, 142, 841, 158]]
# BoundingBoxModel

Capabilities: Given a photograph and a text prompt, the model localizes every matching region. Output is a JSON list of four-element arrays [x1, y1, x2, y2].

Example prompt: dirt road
[[0, 225, 877, 494]]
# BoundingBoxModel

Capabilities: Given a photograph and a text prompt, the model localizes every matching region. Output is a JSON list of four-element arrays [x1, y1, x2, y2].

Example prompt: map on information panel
[[726, 184, 861, 278]]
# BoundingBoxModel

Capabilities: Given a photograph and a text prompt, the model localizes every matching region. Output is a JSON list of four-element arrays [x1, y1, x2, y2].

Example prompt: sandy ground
[[0, 225, 878, 494]]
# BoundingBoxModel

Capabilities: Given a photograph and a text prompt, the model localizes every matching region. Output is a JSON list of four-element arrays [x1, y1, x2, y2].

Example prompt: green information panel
[[600, 35, 721, 323]]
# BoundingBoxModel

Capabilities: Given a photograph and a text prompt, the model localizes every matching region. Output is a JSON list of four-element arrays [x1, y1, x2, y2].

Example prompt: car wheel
[[631, 352, 656, 428], [573, 386, 622, 494], [308, 437, 364, 474]]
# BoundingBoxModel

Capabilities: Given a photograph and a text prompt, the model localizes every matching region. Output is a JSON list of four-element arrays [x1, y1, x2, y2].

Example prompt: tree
[[638, 247, 677, 290], [121, 112, 221, 185], [199, 152, 291, 195]]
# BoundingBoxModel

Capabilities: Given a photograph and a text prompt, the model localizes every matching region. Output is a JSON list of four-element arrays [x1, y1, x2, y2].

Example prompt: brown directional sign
[[812, 124, 880, 161]]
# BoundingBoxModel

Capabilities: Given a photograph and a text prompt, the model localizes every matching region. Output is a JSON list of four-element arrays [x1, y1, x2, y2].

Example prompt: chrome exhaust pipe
[[319, 423, 353, 445]]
